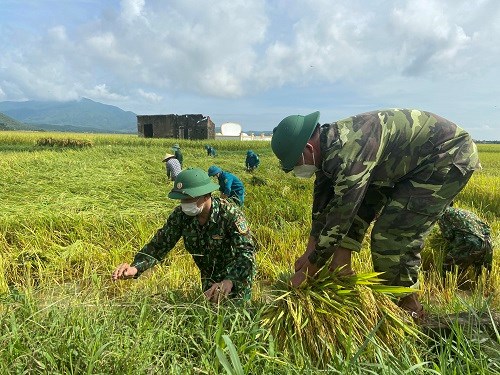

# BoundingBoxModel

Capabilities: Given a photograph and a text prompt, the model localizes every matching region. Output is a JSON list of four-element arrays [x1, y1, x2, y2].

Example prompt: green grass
[[0, 131, 499, 374]]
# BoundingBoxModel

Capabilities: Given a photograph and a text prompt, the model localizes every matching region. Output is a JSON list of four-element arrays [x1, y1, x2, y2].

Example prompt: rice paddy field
[[0, 131, 499, 374]]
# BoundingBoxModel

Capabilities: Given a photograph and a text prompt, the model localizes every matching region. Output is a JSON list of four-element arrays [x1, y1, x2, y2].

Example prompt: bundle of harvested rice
[[260, 266, 422, 365]]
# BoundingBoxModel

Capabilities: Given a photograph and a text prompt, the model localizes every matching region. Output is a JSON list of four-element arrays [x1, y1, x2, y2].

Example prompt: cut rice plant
[[260, 265, 423, 367]]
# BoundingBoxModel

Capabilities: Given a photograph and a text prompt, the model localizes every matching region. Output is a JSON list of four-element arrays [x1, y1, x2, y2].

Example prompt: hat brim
[[168, 181, 220, 199], [281, 111, 320, 172]]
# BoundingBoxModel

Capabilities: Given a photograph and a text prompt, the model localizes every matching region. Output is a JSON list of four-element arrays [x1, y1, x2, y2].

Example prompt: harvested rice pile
[[260, 267, 422, 365]]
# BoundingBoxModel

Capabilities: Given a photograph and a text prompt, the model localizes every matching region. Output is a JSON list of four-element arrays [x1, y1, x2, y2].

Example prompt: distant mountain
[[0, 98, 137, 133], [0, 112, 40, 131]]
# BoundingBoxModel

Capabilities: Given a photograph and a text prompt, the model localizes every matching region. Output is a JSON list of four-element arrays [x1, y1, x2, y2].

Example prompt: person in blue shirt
[[245, 150, 260, 171], [208, 165, 245, 206], [205, 145, 217, 157]]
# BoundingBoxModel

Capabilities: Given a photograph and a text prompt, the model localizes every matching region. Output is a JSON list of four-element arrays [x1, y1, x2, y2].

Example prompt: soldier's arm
[[225, 211, 256, 286], [309, 159, 378, 267], [131, 208, 183, 277]]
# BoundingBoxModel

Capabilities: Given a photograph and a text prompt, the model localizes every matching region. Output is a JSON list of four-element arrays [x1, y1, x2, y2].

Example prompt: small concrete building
[[137, 114, 215, 139]]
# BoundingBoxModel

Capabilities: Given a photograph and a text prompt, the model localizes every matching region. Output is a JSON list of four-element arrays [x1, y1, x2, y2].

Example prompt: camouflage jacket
[[131, 197, 255, 296], [309, 109, 481, 266]]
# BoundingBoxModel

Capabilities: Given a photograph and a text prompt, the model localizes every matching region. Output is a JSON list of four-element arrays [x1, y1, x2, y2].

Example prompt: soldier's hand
[[290, 260, 320, 288], [204, 280, 233, 302], [112, 263, 138, 281], [295, 236, 317, 271]]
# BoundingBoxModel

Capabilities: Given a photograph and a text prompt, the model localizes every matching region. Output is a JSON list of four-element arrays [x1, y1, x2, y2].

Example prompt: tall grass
[[0, 132, 498, 373]]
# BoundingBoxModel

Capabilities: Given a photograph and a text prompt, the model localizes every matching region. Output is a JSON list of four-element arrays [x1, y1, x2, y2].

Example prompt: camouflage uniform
[[437, 206, 493, 274], [131, 197, 256, 300], [308, 109, 481, 287]]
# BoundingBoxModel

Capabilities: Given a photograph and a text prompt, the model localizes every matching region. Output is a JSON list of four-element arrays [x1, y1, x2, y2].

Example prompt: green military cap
[[168, 168, 220, 199], [172, 144, 180, 149], [271, 111, 320, 172]]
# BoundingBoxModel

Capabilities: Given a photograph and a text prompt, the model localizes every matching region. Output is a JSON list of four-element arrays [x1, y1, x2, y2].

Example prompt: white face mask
[[181, 199, 203, 216], [293, 148, 318, 178]]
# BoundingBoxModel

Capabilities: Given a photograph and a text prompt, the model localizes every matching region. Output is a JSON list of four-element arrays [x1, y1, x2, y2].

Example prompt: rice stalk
[[260, 265, 422, 366]]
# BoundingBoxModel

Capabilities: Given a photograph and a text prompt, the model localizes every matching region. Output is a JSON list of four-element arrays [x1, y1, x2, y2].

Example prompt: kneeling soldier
[[112, 168, 256, 301]]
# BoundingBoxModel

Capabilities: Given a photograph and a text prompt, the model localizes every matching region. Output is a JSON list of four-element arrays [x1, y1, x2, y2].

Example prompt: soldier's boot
[[398, 293, 425, 322], [329, 247, 356, 276]]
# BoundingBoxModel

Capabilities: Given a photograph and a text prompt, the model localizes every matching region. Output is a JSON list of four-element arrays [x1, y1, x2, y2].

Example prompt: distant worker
[[172, 144, 183, 168], [208, 165, 245, 206], [437, 205, 493, 277], [112, 168, 256, 301], [271, 109, 480, 321], [245, 150, 260, 171], [162, 153, 182, 182], [205, 144, 217, 157]]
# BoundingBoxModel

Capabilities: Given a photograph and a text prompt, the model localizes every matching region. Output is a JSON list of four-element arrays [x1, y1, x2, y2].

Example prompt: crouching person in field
[[271, 109, 481, 321], [112, 168, 256, 302], [437, 204, 493, 277]]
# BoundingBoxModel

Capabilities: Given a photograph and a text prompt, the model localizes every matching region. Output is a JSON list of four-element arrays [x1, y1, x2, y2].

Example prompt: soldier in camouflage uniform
[[112, 168, 256, 301], [438, 205, 493, 276], [271, 109, 481, 319]]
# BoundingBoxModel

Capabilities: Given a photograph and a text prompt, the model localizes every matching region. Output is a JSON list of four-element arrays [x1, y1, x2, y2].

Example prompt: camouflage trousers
[[339, 165, 474, 288]]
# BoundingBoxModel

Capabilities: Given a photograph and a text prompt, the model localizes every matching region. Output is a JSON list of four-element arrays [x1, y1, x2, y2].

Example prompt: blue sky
[[1, 0, 499, 140]]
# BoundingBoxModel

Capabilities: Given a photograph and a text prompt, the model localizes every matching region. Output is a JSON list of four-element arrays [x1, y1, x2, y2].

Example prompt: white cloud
[[47, 26, 68, 43], [84, 84, 128, 101], [120, 0, 146, 23], [137, 88, 162, 102]]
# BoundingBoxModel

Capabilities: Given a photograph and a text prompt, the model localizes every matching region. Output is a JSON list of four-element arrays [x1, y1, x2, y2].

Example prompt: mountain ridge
[[0, 98, 137, 133]]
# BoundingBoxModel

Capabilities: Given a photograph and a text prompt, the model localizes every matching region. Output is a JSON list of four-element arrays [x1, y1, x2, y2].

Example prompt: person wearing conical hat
[[171, 144, 183, 168], [162, 153, 182, 181], [112, 168, 256, 302], [271, 109, 481, 321]]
